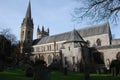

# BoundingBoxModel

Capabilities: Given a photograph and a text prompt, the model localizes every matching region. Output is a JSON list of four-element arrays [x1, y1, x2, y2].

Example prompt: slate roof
[[33, 22, 110, 45], [77, 22, 110, 37], [66, 29, 84, 42]]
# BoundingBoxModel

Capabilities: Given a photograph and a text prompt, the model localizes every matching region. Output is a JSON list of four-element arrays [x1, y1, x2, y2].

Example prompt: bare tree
[[0, 29, 19, 70], [73, 0, 120, 23], [0, 28, 17, 44]]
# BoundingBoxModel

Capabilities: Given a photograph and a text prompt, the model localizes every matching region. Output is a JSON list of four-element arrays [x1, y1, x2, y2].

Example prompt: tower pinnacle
[[25, 1, 31, 19]]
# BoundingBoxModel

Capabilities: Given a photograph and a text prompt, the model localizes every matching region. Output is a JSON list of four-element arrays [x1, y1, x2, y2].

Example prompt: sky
[[0, 0, 120, 40]]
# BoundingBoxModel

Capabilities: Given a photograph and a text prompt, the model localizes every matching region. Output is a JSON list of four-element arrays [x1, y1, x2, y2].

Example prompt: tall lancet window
[[21, 31, 24, 40], [27, 31, 30, 38], [72, 56, 75, 64], [96, 39, 101, 46], [48, 55, 52, 65], [40, 55, 44, 61], [86, 40, 90, 46]]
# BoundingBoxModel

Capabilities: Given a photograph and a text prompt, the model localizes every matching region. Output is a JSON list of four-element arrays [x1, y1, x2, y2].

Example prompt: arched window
[[72, 56, 75, 64], [35, 56, 38, 61], [68, 46, 70, 51], [43, 46, 45, 51], [93, 52, 104, 64], [21, 31, 24, 39], [86, 40, 90, 46], [49, 45, 51, 51], [56, 44, 59, 50], [96, 39, 101, 46], [48, 55, 52, 64], [106, 59, 110, 70], [64, 56, 67, 64], [27, 31, 31, 39], [22, 31, 24, 36], [36, 47, 39, 52], [28, 40, 30, 43], [47, 45, 49, 51], [40, 55, 44, 61]]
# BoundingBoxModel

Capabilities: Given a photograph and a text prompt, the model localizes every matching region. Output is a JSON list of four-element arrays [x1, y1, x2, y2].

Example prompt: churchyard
[[0, 69, 120, 80]]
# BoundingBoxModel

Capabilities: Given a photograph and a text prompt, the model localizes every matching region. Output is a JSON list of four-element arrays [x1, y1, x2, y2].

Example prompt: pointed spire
[[42, 26, 44, 32], [47, 28, 49, 34], [25, 0, 31, 19], [37, 25, 40, 32]]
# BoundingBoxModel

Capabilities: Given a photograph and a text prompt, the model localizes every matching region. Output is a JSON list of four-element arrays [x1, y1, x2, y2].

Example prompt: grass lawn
[[51, 71, 120, 80], [0, 69, 33, 80], [0, 69, 120, 80]]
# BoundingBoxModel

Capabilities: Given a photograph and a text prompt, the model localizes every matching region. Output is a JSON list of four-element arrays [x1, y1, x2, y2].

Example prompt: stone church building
[[20, 2, 120, 71]]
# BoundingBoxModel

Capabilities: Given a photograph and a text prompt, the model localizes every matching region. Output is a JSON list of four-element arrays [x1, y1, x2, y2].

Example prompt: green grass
[[0, 69, 33, 80], [0, 69, 120, 80], [51, 71, 120, 80], [90, 74, 120, 80], [51, 71, 84, 80]]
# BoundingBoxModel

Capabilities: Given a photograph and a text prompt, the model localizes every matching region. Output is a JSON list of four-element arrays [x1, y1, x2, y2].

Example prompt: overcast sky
[[0, 0, 120, 40]]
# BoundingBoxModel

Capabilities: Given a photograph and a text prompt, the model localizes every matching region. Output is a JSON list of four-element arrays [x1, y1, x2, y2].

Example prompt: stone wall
[[61, 42, 87, 70], [83, 34, 110, 47], [112, 39, 120, 45], [98, 47, 120, 69]]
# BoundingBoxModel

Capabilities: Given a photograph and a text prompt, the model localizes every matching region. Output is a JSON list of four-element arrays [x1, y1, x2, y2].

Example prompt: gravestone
[[34, 60, 50, 80], [64, 66, 67, 75], [110, 60, 120, 77], [26, 67, 33, 77]]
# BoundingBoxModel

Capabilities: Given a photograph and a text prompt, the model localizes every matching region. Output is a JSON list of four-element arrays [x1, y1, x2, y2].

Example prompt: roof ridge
[[33, 22, 110, 45], [44, 22, 109, 38], [78, 22, 109, 31]]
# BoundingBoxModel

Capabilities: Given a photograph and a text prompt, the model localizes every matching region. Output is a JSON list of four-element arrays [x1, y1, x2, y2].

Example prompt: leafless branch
[[73, 0, 120, 23]]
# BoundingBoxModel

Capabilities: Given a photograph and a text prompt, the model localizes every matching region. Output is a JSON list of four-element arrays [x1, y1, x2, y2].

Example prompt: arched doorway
[[40, 55, 44, 61], [93, 52, 104, 64], [48, 55, 52, 65], [106, 59, 110, 70], [96, 39, 101, 46]]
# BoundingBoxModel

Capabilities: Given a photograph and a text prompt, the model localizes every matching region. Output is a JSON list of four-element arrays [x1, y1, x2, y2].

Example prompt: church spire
[[25, 0, 31, 19], [37, 25, 40, 32], [20, 0, 34, 54]]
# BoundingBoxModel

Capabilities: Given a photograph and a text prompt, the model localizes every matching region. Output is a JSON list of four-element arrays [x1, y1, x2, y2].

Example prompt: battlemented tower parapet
[[37, 25, 49, 39]]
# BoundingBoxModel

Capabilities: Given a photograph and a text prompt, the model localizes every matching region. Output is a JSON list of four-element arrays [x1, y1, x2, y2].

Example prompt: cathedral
[[20, 2, 120, 71]]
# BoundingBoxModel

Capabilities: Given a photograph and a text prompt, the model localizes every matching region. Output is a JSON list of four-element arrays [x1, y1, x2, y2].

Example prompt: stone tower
[[37, 25, 42, 39], [37, 26, 49, 39], [20, 1, 34, 54]]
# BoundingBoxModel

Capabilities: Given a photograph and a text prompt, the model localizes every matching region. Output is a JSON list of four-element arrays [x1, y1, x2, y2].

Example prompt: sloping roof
[[32, 32, 70, 45], [66, 29, 84, 42], [77, 22, 110, 37], [33, 22, 110, 45]]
